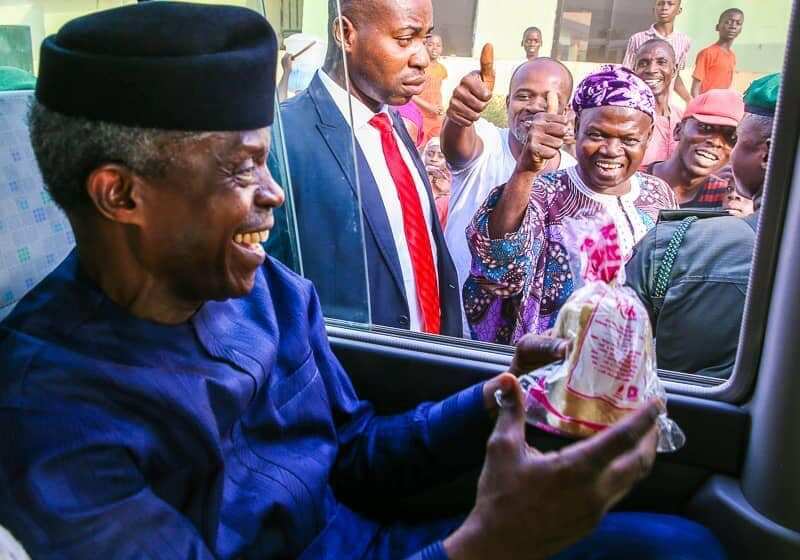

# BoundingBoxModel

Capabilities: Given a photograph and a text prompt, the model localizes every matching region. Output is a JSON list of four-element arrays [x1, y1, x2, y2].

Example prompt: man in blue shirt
[[0, 2, 724, 559]]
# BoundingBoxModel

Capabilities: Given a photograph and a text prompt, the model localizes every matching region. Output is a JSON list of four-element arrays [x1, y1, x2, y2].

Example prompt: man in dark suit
[[271, 0, 462, 336]]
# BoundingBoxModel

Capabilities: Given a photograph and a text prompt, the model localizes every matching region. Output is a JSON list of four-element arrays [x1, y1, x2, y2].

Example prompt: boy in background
[[623, 0, 692, 103], [414, 34, 448, 142], [521, 27, 543, 61], [692, 9, 745, 96]]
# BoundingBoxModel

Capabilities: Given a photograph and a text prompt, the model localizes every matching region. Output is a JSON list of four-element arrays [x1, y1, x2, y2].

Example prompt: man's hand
[[440, 43, 494, 166], [450, 375, 659, 560], [482, 334, 570, 412], [515, 91, 567, 174], [510, 333, 570, 376], [426, 165, 449, 181], [446, 71, 493, 128], [280, 52, 294, 73]]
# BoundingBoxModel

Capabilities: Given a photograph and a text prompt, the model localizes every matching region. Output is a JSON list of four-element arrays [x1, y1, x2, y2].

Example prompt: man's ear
[[762, 139, 771, 170], [644, 122, 655, 145], [673, 121, 683, 142], [332, 15, 357, 54], [505, 94, 510, 110], [84, 164, 144, 225]]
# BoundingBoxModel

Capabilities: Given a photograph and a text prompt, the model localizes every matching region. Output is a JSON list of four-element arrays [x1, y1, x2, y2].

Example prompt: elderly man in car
[[0, 2, 725, 559]]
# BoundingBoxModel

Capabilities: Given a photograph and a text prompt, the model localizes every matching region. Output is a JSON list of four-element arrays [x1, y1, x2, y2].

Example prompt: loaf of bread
[[531, 282, 657, 438]]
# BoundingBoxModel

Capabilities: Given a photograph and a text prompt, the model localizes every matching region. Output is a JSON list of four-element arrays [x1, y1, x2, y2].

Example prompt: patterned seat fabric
[[0, 91, 75, 321]]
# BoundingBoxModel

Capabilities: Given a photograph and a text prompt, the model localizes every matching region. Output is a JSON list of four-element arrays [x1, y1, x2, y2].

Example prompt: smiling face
[[675, 117, 736, 179], [654, 0, 682, 24], [634, 42, 676, 101], [506, 59, 572, 144], [426, 34, 442, 60], [522, 29, 542, 59], [344, 0, 433, 108], [575, 106, 653, 194], [136, 128, 284, 302], [718, 11, 744, 41]]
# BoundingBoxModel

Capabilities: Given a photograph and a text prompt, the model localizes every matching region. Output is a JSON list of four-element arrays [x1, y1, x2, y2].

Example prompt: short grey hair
[[28, 100, 207, 213], [743, 112, 775, 141]]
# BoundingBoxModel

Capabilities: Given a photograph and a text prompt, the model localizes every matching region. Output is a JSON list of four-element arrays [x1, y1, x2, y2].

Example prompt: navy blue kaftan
[[0, 252, 726, 559], [0, 252, 487, 559]]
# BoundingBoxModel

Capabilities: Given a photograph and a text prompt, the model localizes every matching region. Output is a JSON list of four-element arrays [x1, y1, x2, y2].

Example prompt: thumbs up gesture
[[445, 43, 496, 128], [480, 43, 496, 94], [515, 90, 569, 174]]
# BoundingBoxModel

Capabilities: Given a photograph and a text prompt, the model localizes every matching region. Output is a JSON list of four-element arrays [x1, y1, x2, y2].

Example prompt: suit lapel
[[308, 76, 407, 301]]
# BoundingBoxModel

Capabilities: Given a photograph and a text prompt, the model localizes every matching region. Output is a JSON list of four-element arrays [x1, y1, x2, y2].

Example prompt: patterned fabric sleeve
[[462, 180, 549, 344], [465, 184, 544, 297], [636, 172, 679, 218]]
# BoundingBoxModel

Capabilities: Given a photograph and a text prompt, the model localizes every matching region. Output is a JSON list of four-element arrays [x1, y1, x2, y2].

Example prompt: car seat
[[0, 90, 75, 321]]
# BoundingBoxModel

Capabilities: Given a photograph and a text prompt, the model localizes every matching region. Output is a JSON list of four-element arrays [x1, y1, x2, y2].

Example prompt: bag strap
[[652, 216, 699, 306]]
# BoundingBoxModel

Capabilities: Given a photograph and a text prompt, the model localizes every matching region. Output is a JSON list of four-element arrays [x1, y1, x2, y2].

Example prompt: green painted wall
[[674, 0, 788, 74], [301, 0, 329, 40], [473, 0, 559, 60], [1, 1, 268, 74]]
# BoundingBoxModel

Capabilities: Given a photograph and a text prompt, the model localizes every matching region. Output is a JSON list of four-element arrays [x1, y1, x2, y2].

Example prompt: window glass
[[432, 0, 478, 57], [4, 0, 792, 387], [0, 2, 272, 76], [554, 0, 653, 63], [268, 0, 373, 327], [0, 0, 372, 326], [296, 0, 790, 386]]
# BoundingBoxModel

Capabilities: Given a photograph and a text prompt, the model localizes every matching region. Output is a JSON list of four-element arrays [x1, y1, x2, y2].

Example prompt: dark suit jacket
[[268, 73, 462, 336]]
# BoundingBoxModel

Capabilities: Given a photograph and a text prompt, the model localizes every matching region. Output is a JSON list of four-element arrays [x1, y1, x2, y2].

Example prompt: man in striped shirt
[[647, 89, 744, 208], [623, 0, 692, 103]]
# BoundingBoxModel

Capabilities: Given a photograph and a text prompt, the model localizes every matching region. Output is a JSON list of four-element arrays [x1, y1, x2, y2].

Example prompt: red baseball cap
[[683, 89, 745, 128]]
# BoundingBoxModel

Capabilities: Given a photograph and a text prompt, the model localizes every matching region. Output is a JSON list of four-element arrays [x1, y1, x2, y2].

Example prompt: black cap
[[35, 1, 277, 131]]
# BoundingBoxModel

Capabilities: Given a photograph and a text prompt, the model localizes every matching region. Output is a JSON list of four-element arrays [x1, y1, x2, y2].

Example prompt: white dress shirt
[[318, 70, 437, 332]]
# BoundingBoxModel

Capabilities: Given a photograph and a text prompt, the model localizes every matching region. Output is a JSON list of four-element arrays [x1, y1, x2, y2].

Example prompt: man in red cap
[[646, 89, 744, 208]]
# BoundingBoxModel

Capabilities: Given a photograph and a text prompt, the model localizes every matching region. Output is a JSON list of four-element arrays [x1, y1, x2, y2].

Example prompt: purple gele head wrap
[[571, 65, 656, 121]]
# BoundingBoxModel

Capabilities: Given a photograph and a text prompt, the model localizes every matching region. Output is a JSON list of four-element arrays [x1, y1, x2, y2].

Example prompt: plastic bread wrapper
[[508, 213, 685, 453]]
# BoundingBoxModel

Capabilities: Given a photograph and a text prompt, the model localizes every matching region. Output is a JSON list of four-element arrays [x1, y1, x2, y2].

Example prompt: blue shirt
[[0, 252, 491, 559]]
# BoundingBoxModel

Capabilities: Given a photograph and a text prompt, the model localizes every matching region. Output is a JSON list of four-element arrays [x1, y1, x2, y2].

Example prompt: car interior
[[0, 0, 799, 558]]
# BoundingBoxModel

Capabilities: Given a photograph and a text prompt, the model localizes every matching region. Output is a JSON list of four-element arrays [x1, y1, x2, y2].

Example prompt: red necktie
[[369, 113, 440, 334]]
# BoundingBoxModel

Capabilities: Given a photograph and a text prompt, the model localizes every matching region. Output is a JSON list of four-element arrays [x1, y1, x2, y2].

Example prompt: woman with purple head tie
[[464, 65, 678, 345]]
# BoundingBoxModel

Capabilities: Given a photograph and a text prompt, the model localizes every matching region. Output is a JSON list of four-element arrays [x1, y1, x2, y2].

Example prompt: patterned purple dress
[[464, 166, 677, 344]]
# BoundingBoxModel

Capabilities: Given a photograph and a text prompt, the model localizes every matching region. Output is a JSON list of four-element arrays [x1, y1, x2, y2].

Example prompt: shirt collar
[[567, 165, 642, 203], [317, 69, 389, 131], [648, 24, 674, 40]]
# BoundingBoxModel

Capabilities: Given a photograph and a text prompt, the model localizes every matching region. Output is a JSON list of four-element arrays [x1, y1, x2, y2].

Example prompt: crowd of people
[[0, 0, 785, 557], [269, 0, 778, 380]]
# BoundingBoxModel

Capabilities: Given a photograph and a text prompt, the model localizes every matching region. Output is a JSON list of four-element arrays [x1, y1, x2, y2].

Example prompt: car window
[[2, 1, 793, 391], [277, 0, 791, 391], [268, 0, 372, 327], [0, 0, 373, 327]]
